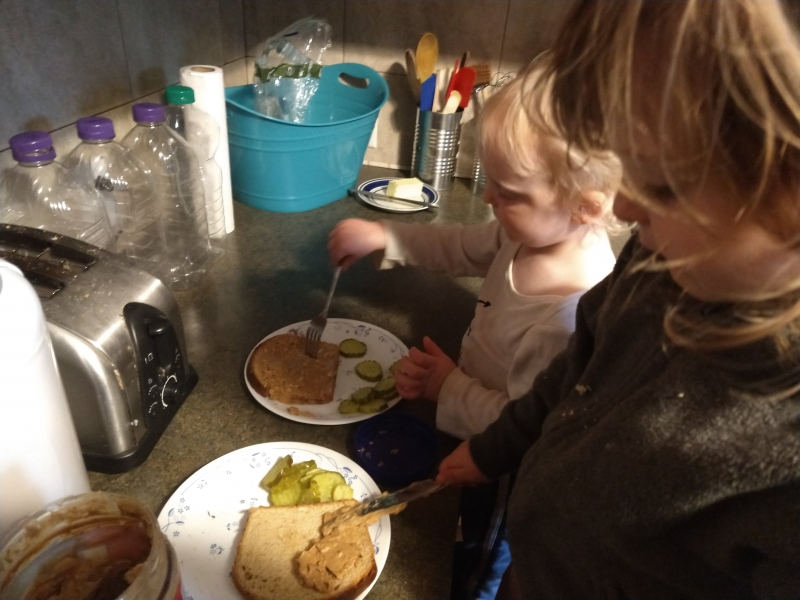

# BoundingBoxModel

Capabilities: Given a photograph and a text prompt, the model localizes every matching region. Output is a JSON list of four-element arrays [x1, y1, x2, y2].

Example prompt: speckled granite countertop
[[89, 166, 494, 600]]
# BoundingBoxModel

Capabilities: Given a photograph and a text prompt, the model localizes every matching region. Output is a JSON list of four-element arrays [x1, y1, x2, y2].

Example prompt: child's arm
[[327, 219, 387, 269], [379, 219, 504, 278], [436, 324, 573, 440]]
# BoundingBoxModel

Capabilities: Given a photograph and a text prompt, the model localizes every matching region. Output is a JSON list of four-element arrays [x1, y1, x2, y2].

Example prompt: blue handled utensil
[[420, 74, 437, 111]]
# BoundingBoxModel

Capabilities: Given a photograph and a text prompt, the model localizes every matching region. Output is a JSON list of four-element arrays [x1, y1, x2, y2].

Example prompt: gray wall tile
[[499, 0, 576, 72], [220, 0, 246, 63], [0, 0, 130, 149], [243, 0, 345, 65], [117, 0, 225, 97], [344, 1, 508, 76]]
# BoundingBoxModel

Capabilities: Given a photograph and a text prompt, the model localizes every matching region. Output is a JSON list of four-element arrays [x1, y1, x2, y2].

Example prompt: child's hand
[[327, 218, 387, 270], [394, 336, 456, 401], [437, 441, 489, 486]]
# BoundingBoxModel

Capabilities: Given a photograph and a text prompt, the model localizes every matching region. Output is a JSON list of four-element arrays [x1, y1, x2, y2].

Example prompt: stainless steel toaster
[[0, 224, 197, 473]]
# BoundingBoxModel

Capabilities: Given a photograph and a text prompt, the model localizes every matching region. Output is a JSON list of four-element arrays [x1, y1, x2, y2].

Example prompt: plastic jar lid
[[165, 85, 195, 105], [132, 102, 166, 124], [354, 412, 438, 487], [76, 116, 115, 141], [8, 131, 56, 163]]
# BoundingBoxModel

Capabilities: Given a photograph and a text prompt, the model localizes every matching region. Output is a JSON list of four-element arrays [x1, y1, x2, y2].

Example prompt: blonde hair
[[477, 69, 622, 230], [542, 0, 800, 353]]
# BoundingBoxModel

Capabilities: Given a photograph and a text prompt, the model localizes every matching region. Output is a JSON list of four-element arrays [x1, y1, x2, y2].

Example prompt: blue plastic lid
[[354, 412, 438, 487]]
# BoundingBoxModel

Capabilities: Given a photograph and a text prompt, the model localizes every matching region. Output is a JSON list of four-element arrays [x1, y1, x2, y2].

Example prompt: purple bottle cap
[[9, 131, 57, 163], [76, 116, 115, 141], [132, 103, 166, 124]]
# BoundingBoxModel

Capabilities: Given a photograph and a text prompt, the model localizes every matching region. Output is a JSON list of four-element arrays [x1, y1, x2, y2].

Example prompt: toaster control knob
[[147, 317, 171, 337], [161, 375, 180, 405]]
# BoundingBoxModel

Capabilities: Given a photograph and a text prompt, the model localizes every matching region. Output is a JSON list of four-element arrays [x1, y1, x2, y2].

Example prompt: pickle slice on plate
[[259, 455, 293, 491], [355, 359, 383, 382], [351, 386, 375, 404], [373, 376, 397, 399], [339, 399, 360, 414], [339, 338, 368, 358], [359, 398, 388, 414]]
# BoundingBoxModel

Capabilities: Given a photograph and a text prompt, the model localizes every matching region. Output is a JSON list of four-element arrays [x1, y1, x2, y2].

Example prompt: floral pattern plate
[[157, 442, 390, 600], [244, 319, 408, 425]]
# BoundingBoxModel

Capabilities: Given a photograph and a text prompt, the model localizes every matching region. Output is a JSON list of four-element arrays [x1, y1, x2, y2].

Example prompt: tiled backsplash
[[0, 0, 575, 180]]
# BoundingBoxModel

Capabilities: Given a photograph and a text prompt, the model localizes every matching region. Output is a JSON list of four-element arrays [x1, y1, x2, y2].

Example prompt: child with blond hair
[[329, 71, 622, 599], [438, 2, 800, 598], [329, 73, 621, 438]]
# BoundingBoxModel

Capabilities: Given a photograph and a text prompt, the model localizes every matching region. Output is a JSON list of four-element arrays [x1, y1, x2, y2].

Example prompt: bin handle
[[326, 63, 387, 96]]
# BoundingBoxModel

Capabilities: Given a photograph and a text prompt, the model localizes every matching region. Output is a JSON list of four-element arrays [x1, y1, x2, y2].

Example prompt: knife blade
[[348, 188, 438, 209], [329, 479, 446, 530]]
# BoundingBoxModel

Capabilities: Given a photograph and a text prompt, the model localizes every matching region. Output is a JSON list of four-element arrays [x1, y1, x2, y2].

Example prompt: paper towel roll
[[179, 65, 235, 234]]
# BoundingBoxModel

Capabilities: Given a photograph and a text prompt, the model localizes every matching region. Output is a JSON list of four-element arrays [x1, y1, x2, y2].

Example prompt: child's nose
[[613, 193, 648, 224]]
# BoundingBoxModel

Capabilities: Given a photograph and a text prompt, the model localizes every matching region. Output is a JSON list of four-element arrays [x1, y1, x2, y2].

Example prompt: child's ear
[[572, 190, 607, 224]]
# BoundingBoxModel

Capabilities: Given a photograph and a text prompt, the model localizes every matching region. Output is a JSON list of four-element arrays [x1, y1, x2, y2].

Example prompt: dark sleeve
[[468, 234, 640, 479]]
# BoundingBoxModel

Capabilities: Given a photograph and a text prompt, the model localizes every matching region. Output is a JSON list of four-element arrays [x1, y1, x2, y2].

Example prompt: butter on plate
[[386, 177, 424, 200]]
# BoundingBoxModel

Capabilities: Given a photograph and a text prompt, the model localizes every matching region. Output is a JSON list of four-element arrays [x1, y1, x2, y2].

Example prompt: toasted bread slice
[[232, 500, 377, 600], [247, 334, 339, 404]]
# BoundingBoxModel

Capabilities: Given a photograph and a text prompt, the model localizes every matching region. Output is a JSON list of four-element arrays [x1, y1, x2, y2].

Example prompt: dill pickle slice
[[359, 398, 389, 414], [351, 386, 376, 404], [333, 484, 354, 501], [389, 360, 401, 375], [259, 455, 293, 491], [373, 376, 397, 399], [339, 399, 360, 414], [269, 476, 302, 506], [298, 486, 320, 505], [310, 472, 347, 502], [299, 467, 327, 484], [355, 359, 383, 382], [339, 338, 367, 358]]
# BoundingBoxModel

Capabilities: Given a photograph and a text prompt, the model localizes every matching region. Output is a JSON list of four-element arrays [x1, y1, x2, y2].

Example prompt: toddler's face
[[480, 149, 577, 249]]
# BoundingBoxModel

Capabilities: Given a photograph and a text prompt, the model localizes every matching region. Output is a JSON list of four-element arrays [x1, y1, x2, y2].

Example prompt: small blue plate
[[356, 177, 440, 214], [354, 412, 439, 487]]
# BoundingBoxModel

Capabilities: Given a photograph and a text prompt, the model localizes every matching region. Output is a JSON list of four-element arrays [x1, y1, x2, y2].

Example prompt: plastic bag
[[253, 17, 332, 123]]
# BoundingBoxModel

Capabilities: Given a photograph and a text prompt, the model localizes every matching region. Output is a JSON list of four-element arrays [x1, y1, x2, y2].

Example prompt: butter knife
[[329, 479, 446, 529], [348, 188, 438, 209]]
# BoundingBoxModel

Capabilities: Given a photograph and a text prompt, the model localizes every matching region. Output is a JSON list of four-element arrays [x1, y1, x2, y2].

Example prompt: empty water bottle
[[64, 117, 167, 276], [165, 85, 226, 259], [121, 103, 211, 290], [0, 132, 113, 249]]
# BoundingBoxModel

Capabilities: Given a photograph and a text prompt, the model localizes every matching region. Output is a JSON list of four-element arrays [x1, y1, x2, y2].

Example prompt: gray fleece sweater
[[470, 236, 800, 600]]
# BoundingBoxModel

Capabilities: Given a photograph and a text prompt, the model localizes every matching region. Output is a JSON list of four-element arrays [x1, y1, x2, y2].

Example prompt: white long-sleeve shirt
[[380, 219, 590, 440]]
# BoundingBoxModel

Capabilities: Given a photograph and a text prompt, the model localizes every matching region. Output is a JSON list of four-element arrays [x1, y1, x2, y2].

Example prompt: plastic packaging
[[0, 131, 114, 249], [253, 16, 332, 122], [165, 85, 226, 258], [63, 117, 167, 276], [0, 259, 90, 540], [0, 492, 180, 600], [121, 103, 211, 290]]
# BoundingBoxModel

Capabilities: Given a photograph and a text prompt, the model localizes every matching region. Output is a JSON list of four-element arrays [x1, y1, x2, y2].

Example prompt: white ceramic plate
[[356, 177, 440, 213], [157, 442, 390, 600], [245, 319, 408, 425]]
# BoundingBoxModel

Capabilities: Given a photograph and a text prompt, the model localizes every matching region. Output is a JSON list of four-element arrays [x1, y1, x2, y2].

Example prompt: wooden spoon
[[415, 32, 439, 83], [405, 49, 421, 102]]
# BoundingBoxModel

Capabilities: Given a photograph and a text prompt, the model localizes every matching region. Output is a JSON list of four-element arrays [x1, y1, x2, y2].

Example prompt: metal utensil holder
[[471, 155, 486, 196], [411, 109, 462, 190]]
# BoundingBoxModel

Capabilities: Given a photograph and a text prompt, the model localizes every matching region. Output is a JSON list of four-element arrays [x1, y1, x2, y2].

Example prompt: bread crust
[[232, 501, 377, 600], [246, 334, 339, 405]]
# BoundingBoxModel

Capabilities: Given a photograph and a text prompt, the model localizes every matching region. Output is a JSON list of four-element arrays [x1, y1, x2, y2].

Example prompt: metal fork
[[305, 265, 342, 358]]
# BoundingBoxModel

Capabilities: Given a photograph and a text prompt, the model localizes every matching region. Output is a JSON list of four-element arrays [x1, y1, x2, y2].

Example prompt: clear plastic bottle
[[63, 117, 167, 277], [0, 131, 113, 249], [165, 85, 226, 259], [121, 103, 211, 290]]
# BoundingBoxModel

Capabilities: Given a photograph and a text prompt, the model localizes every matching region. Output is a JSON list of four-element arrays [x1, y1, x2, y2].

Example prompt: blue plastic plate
[[356, 177, 440, 214], [354, 412, 438, 487]]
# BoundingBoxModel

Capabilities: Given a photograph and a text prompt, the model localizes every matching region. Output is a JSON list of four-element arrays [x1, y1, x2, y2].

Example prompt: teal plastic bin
[[225, 63, 389, 212]]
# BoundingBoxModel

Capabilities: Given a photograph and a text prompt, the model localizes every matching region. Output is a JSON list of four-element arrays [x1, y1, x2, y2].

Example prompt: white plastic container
[[0, 258, 90, 539], [64, 116, 167, 278], [121, 103, 211, 290]]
